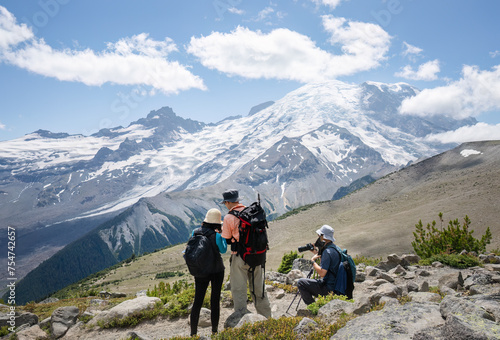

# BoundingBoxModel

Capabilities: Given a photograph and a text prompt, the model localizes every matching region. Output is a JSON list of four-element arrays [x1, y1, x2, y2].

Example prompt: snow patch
[[460, 149, 482, 157]]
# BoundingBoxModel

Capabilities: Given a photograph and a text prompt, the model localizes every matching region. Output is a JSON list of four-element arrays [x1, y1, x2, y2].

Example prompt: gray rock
[[404, 271, 416, 280], [51, 306, 79, 338], [39, 297, 59, 304], [235, 313, 267, 328], [376, 283, 402, 298], [330, 302, 444, 339], [286, 269, 305, 285], [440, 295, 495, 322], [389, 265, 407, 275], [408, 292, 442, 304], [109, 291, 127, 298], [265, 272, 287, 284], [401, 254, 421, 264], [406, 281, 419, 293], [419, 281, 430, 292], [464, 272, 493, 289], [443, 314, 500, 340], [366, 266, 381, 277], [224, 309, 251, 328], [90, 296, 160, 326], [377, 271, 395, 283], [293, 317, 318, 338], [352, 295, 372, 315], [274, 289, 285, 299], [317, 299, 355, 323], [126, 331, 153, 340], [355, 271, 366, 282], [373, 279, 389, 287], [136, 290, 148, 297], [197, 308, 212, 328], [16, 324, 48, 340], [484, 264, 500, 272], [438, 271, 464, 290], [292, 258, 313, 274], [432, 261, 445, 268], [418, 269, 432, 277]]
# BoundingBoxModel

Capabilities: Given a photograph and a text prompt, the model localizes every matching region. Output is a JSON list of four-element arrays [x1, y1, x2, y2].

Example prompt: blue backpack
[[332, 244, 356, 299]]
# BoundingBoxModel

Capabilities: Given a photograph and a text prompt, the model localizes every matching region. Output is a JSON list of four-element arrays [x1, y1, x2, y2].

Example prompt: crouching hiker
[[184, 208, 227, 336], [297, 225, 344, 305]]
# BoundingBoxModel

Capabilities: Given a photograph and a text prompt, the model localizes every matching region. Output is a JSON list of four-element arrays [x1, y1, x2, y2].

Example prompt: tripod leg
[[286, 290, 301, 315]]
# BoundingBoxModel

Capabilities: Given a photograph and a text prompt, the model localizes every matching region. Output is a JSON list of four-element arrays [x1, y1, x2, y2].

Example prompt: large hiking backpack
[[228, 194, 269, 269], [184, 227, 217, 277], [332, 244, 356, 299]]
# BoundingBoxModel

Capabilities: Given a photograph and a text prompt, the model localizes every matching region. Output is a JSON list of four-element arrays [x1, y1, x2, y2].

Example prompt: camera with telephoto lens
[[298, 243, 314, 252]]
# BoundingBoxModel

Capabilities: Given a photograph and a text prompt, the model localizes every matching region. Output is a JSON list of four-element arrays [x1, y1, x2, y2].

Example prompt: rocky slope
[[3, 253, 500, 339]]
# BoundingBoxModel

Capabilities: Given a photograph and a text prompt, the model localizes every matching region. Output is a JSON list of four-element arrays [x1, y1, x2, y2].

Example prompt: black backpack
[[184, 227, 218, 277], [228, 194, 269, 269]]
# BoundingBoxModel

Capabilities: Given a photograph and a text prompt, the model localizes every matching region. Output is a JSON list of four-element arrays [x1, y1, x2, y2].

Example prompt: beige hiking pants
[[230, 254, 272, 318]]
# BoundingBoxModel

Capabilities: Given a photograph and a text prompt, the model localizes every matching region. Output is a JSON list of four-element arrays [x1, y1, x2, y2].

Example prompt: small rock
[[377, 272, 395, 283], [224, 309, 251, 328], [235, 313, 267, 328], [432, 261, 444, 268], [293, 317, 318, 338]]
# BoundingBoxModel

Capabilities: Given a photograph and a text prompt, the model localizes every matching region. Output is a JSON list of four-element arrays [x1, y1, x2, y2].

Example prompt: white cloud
[[395, 59, 440, 81], [490, 50, 500, 58], [0, 6, 205, 94], [402, 41, 422, 57], [400, 65, 500, 119], [0, 121, 5, 130], [423, 123, 500, 144], [228, 7, 244, 15], [0, 6, 33, 49], [187, 16, 391, 82], [256, 7, 275, 21], [311, 0, 343, 10]]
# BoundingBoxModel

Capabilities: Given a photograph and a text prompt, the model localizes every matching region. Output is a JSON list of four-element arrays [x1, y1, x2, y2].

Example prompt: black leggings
[[190, 271, 225, 335]]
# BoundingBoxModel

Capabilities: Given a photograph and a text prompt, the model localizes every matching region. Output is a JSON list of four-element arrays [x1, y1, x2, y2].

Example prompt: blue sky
[[1, 0, 499, 142]]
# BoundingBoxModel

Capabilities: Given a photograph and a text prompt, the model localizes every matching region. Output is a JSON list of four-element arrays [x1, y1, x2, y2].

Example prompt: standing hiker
[[220, 189, 272, 318], [187, 208, 227, 336]]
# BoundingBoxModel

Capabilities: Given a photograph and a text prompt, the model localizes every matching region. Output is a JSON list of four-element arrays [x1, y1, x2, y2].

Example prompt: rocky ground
[[2, 253, 500, 340]]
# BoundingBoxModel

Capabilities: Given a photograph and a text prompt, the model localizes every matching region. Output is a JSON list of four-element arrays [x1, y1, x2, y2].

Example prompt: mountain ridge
[[0, 79, 480, 303]]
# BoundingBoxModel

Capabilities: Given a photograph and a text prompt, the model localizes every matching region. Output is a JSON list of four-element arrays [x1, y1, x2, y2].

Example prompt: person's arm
[[215, 233, 227, 254], [311, 253, 327, 277]]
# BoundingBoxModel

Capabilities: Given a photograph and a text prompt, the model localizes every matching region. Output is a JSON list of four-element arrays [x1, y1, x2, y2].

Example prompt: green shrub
[[411, 213, 492, 258], [353, 255, 383, 267], [277, 251, 303, 274], [419, 253, 481, 269], [307, 292, 353, 315]]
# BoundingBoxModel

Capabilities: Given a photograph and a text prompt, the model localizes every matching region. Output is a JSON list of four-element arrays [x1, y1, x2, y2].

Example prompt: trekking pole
[[286, 268, 314, 315]]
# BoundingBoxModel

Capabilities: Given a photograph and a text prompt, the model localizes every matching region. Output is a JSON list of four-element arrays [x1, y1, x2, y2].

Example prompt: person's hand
[[311, 254, 320, 262]]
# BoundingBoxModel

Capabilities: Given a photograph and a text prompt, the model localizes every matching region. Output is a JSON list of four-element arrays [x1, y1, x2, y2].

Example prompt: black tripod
[[286, 268, 314, 315]]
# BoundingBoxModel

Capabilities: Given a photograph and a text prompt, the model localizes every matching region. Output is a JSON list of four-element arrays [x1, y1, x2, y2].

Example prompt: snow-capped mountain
[[0, 80, 476, 294]]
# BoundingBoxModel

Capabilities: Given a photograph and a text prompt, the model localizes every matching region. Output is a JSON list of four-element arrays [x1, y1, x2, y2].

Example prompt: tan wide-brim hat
[[204, 208, 222, 224]]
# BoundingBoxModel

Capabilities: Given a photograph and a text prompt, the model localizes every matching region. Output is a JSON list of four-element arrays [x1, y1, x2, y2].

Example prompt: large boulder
[[235, 313, 267, 328], [51, 306, 79, 338], [331, 302, 444, 339], [90, 296, 160, 326]]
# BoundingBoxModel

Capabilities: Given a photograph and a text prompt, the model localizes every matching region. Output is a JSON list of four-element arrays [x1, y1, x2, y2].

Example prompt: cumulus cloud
[[186, 16, 391, 82], [0, 6, 33, 49], [423, 123, 500, 144], [402, 42, 422, 57], [400, 65, 500, 119], [395, 59, 440, 81], [0, 6, 205, 94], [0, 121, 6, 130], [311, 0, 343, 9]]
